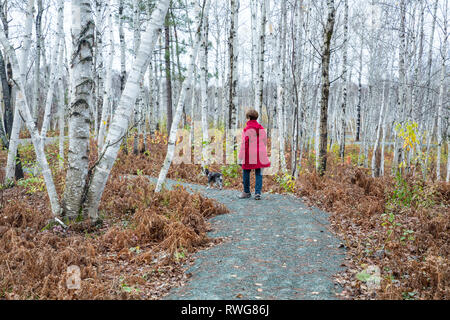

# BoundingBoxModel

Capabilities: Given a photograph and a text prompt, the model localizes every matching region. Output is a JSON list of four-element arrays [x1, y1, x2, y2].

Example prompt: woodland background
[[0, 0, 448, 300]]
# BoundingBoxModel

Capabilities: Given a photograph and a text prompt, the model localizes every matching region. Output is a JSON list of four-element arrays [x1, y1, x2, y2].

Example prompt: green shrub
[[17, 176, 45, 194], [275, 173, 296, 193]]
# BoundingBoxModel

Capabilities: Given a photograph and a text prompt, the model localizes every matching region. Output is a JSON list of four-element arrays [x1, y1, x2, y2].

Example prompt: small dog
[[203, 168, 223, 189]]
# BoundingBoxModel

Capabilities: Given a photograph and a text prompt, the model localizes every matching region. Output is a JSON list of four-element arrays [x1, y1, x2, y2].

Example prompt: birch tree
[[62, 0, 95, 219], [32, 0, 43, 124], [98, 0, 114, 153], [200, 1, 211, 168], [155, 0, 209, 192], [339, 0, 349, 160], [85, 0, 171, 219], [254, 0, 266, 114], [41, 0, 64, 138], [436, 0, 448, 181], [164, 10, 173, 134], [4, 0, 34, 183], [393, 0, 407, 174], [276, 0, 287, 174], [0, 11, 61, 215], [119, 0, 126, 93], [227, 0, 239, 132]]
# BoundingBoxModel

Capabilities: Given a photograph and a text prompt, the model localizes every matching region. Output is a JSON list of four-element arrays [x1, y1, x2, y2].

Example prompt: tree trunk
[[339, 0, 348, 160], [0, 52, 11, 146], [32, 0, 43, 125], [355, 35, 363, 142], [0, 17, 61, 215], [98, 0, 114, 154], [254, 0, 266, 115], [213, 0, 220, 128], [317, 0, 336, 176], [119, 0, 126, 93], [436, 0, 447, 181], [62, 0, 95, 220], [228, 0, 239, 132], [372, 81, 387, 177], [250, 0, 257, 98], [276, 0, 287, 174], [164, 12, 173, 134], [41, 0, 64, 138], [200, 2, 211, 167], [4, 0, 34, 183], [133, 0, 143, 156], [156, 0, 209, 192], [85, 0, 171, 219], [393, 0, 407, 174]]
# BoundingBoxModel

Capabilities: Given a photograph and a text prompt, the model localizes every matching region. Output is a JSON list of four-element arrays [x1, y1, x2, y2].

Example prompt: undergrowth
[[0, 142, 228, 299], [114, 133, 449, 300], [1, 132, 448, 300]]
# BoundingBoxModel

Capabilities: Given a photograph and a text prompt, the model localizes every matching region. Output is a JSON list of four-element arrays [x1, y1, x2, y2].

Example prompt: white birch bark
[[148, 59, 155, 133], [254, 0, 266, 114], [436, 1, 447, 181], [213, 0, 220, 128], [228, 0, 239, 132], [57, 76, 65, 169], [419, 0, 438, 148], [41, 0, 64, 138], [98, 1, 114, 154], [155, 0, 208, 193], [62, 0, 95, 219], [57, 2, 66, 170], [158, 36, 165, 127], [371, 81, 386, 177], [147, 6, 155, 137], [339, 0, 349, 160], [291, 0, 305, 177], [276, 0, 287, 173], [0, 19, 61, 215], [250, 0, 257, 96], [4, 0, 34, 182], [393, 0, 407, 173], [119, 0, 126, 93], [84, 0, 171, 218], [200, 1, 211, 167], [133, 0, 143, 156], [32, 0, 43, 123]]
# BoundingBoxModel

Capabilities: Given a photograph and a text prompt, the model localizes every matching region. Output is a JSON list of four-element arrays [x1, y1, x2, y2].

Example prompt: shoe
[[254, 194, 261, 200], [238, 192, 251, 199]]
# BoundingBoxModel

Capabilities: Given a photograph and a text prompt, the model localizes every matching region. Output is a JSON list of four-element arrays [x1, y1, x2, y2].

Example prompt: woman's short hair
[[246, 109, 259, 120]]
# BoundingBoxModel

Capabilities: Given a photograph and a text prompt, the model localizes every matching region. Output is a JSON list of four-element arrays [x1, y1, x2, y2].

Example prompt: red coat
[[238, 120, 271, 170]]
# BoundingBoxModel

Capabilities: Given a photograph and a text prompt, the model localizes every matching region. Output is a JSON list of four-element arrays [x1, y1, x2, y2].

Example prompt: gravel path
[[150, 178, 346, 300]]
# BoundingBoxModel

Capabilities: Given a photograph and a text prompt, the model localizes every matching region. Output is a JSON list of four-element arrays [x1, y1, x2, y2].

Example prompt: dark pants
[[243, 168, 262, 195]]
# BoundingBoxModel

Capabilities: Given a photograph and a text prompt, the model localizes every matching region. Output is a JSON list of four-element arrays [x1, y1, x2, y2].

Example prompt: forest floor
[[115, 133, 449, 300], [0, 132, 449, 300], [0, 141, 230, 299]]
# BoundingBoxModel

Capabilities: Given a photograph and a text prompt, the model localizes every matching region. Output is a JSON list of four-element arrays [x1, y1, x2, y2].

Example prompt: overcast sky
[[7, 0, 448, 87]]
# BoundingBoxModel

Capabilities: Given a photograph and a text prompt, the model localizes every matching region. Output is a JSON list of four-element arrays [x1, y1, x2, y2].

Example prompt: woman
[[238, 109, 271, 200]]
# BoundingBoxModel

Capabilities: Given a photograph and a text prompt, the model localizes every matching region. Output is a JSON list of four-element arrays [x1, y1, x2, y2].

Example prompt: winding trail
[[152, 178, 346, 300]]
